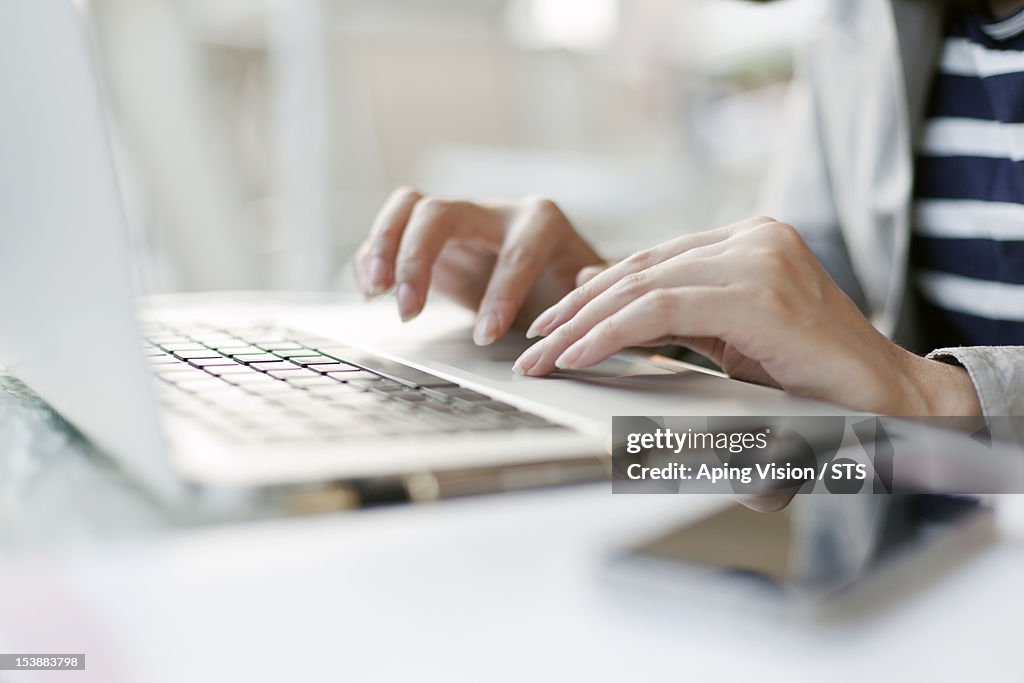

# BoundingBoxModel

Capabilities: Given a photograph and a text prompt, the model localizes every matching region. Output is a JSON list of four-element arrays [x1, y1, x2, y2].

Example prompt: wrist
[[899, 351, 982, 417]]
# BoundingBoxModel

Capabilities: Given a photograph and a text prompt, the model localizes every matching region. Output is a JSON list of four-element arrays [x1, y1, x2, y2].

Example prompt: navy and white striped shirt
[[913, 7, 1024, 346]]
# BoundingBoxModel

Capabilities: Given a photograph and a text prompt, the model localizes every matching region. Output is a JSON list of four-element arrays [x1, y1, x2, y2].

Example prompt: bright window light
[[507, 0, 620, 52]]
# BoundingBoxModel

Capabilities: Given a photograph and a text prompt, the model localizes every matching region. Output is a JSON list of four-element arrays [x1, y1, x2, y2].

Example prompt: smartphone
[[611, 494, 994, 610]]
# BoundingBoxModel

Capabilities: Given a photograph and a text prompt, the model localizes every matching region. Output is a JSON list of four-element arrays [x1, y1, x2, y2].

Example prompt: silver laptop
[[0, 1, 825, 509]]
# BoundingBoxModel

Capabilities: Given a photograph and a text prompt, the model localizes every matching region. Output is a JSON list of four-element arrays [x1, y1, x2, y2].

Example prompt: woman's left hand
[[513, 216, 981, 417]]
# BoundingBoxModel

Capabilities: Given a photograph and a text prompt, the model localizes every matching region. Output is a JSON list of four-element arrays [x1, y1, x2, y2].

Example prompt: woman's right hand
[[354, 188, 605, 346]]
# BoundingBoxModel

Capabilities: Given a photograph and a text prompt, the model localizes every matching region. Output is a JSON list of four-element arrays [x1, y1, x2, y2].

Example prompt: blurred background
[[83, 0, 820, 294]]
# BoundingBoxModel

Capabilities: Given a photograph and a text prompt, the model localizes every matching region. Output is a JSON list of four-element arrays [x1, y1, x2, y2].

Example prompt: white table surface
[[2, 371, 1023, 683]]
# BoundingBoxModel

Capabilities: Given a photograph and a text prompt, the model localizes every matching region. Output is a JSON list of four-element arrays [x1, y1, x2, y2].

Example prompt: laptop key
[[420, 387, 453, 402], [215, 346, 264, 356], [306, 363, 345, 373], [176, 378, 228, 393], [349, 378, 404, 392], [286, 377, 345, 388], [148, 355, 185, 365], [413, 409, 471, 432], [224, 373, 283, 385], [287, 355, 342, 367], [205, 365, 258, 376], [389, 391, 428, 404], [257, 342, 304, 351], [192, 336, 242, 347], [317, 348, 457, 389], [416, 400, 460, 414], [155, 372, 204, 384], [189, 357, 239, 367], [206, 394, 271, 410], [368, 382, 410, 393], [272, 369, 324, 381], [160, 342, 209, 352], [244, 380, 299, 395], [271, 349, 319, 359], [477, 400, 519, 413], [319, 392, 384, 407], [310, 362, 360, 372], [147, 335, 192, 345], [251, 361, 302, 372], [436, 387, 490, 402], [157, 364, 194, 381], [305, 382, 363, 395], [326, 370, 383, 382], [174, 349, 224, 359], [232, 353, 283, 364]]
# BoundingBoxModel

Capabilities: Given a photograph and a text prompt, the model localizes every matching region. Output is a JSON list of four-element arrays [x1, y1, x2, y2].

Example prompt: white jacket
[[759, 0, 1024, 421]]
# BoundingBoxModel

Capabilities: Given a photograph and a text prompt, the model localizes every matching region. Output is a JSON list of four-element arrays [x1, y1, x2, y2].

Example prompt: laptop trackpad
[[402, 326, 678, 379]]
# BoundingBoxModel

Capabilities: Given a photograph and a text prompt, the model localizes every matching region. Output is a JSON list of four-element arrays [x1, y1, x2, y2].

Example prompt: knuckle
[[414, 197, 466, 225], [645, 288, 676, 314], [370, 246, 394, 260], [484, 295, 517, 315], [568, 285, 592, 309], [617, 271, 650, 298], [500, 243, 535, 270], [414, 196, 446, 219], [553, 318, 578, 342], [395, 255, 431, 283], [772, 221, 802, 244], [595, 317, 620, 344], [747, 222, 775, 241], [624, 249, 654, 271], [735, 216, 775, 236], [369, 234, 400, 259], [751, 220, 801, 246], [524, 196, 562, 221], [391, 185, 423, 202], [629, 289, 675, 325]]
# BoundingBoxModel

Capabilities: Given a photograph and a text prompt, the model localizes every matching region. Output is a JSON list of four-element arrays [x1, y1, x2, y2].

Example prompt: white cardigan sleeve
[[756, 37, 870, 316]]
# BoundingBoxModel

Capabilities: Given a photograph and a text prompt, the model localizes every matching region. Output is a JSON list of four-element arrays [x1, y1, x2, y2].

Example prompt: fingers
[[555, 287, 735, 371], [355, 187, 423, 297], [473, 199, 565, 345], [524, 217, 760, 339], [357, 190, 587, 332], [514, 253, 734, 375], [394, 199, 503, 321], [514, 215, 803, 377]]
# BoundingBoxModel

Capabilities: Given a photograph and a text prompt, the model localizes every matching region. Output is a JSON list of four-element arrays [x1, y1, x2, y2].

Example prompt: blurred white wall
[[86, 0, 819, 293]]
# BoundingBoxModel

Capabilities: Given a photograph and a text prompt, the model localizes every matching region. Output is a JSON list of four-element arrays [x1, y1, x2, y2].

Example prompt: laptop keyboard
[[142, 323, 566, 443]]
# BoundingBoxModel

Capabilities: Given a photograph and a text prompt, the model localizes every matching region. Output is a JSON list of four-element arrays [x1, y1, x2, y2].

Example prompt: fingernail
[[367, 258, 390, 297], [526, 309, 555, 339], [397, 283, 419, 322], [555, 343, 585, 370], [513, 343, 544, 375], [473, 313, 500, 346]]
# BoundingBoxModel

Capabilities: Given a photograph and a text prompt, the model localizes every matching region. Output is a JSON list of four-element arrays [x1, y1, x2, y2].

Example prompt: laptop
[[0, 0, 826, 509]]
